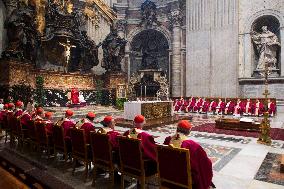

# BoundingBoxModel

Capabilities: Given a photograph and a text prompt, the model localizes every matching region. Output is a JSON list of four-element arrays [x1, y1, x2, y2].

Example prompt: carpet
[[191, 123, 284, 141]]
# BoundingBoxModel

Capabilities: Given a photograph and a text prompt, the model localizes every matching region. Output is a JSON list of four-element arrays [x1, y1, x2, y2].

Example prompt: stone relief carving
[[139, 0, 160, 27], [2, 1, 39, 63], [168, 9, 182, 28], [252, 26, 280, 71], [156, 74, 169, 100]]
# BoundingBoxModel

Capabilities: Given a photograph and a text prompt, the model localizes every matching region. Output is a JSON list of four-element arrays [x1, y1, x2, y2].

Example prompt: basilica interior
[[0, 0, 283, 189]]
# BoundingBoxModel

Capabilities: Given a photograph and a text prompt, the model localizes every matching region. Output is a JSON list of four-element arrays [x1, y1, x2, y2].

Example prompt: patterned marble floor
[[0, 108, 284, 189]]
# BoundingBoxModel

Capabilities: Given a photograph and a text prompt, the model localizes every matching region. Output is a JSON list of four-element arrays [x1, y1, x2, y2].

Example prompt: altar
[[124, 101, 173, 120]]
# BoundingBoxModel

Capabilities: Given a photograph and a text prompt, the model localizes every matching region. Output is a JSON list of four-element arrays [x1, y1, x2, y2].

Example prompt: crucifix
[[59, 39, 76, 73]]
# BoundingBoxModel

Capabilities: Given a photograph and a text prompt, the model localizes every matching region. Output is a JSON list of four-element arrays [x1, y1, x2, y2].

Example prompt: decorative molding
[[168, 9, 182, 28], [85, 0, 117, 24]]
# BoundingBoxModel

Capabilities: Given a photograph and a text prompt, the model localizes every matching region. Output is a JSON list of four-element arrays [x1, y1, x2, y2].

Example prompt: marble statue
[[101, 26, 127, 72], [252, 26, 280, 70]]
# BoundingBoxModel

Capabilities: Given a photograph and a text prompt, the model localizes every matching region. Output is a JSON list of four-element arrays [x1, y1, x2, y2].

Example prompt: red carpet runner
[[191, 123, 284, 141]]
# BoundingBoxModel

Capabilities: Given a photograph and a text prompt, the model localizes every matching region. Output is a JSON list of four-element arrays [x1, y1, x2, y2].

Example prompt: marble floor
[[0, 109, 283, 189]]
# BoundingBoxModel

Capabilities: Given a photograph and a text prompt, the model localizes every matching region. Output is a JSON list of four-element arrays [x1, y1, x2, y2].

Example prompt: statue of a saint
[[101, 26, 127, 72], [59, 39, 76, 73], [252, 26, 281, 70]]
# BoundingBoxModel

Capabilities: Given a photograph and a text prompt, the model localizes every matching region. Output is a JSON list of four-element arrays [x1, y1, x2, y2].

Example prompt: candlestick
[[145, 86, 147, 101], [140, 85, 142, 101]]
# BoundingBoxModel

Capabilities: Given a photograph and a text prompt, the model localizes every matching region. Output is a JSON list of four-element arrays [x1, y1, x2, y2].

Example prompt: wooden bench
[[281, 154, 284, 173]]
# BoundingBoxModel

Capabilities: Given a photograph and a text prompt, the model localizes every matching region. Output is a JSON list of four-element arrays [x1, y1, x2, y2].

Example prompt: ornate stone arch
[[241, 9, 284, 77], [127, 25, 172, 50]]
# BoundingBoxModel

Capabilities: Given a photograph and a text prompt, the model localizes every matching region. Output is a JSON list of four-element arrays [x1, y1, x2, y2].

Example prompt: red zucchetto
[[103, 116, 113, 124], [134, 115, 145, 124], [15, 101, 23, 107], [177, 120, 192, 130], [8, 103, 15, 109], [87, 112, 96, 118], [45, 112, 53, 119], [36, 107, 44, 115], [65, 109, 74, 117]]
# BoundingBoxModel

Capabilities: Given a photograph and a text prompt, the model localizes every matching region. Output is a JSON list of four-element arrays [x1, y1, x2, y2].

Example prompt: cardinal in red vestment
[[268, 99, 276, 116], [58, 109, 76, 152], [32, 107, 44, 121], [200, 99, 210, 113], [71, 88, 80, 104], [253, 99, 264, 116], [14, 101, 24, 117], [193, 98, 203, 112], [98, 115, 121, 148], [233, 99, 243, 116], [44, 112, 54, 135], [164, 120, 213, 189], [243, 99, 252, 116], [79, 112, 96, 144], [224, 100, 234, 115], [186, 97, 196, 112], [123, 115, 157, 161], [216, 99, 225, 115], [208, 100, 217, 114]]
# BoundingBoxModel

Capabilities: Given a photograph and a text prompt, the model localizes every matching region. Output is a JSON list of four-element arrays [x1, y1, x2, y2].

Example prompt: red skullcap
[[15, 101, 23, 107], [65, 109, 74, 117], [4, 104, 9, 109], [87, 112, 96, 118], [8, 103, 15, 109], [178, 120, 192, 130], [134, 115, 145, 124], [103, 116, 113, 124], [36, 108, 44, 115], [45, 112, 53, 118]]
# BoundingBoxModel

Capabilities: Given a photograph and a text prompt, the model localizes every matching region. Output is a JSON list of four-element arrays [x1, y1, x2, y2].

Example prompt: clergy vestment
[[268, 101, 276, 116], [164, 136, 213, 189], [124, 129, 157, 161], [80, 119, 95, 144]]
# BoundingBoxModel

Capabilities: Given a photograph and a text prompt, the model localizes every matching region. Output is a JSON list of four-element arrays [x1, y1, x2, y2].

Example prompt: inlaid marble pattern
[[254, 153, 284, 186]]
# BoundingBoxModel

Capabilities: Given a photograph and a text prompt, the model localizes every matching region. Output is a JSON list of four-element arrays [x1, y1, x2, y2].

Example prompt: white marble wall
[[0, 1, 6, 56], [186, 0, 238, 97]]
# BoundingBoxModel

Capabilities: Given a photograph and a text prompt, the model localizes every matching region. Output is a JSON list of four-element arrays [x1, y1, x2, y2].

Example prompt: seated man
[[164, 120, 213, 189], [185, 97, 195, 112], [14, 101, 24, 117], [199, 98, 209, 114], [32, 107, 44, 121], [224, 100, 235, 115], [44, 112, 54, 135], [124, 115, 157, 161], [243, 99, 252, 116], [233, 99, 242, 116], [79, 112, 96, 144], [59, 109, 76, 151], [216, 99, 225, 115], [253, 99, 264, 116], [98, 116, 120, 149], [193, 97, 203, 113], [208, 99, 217, 114], [98, 116, 121, 164], [268, 99, 276, 116]]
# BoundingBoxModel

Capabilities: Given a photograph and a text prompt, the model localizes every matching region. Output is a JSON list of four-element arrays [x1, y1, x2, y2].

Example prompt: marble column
[[280, 27, 284, 76], [243, 33, 252, 77], [169, 10, 182, 97]]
